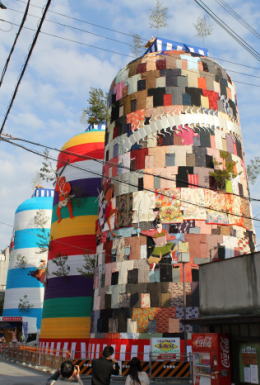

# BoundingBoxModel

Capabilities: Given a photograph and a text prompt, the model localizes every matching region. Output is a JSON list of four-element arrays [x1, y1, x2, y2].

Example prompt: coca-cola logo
[[220, 337, 230, 368], [194, 336, 213, 348]]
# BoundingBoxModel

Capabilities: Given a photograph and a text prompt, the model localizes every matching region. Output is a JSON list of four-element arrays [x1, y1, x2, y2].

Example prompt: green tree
[[149, 0, 168, 33], [210, 151, 239, 190], [247, 157, 260, 184], [81, 88, 109, 127], [32, 148, 56, 186]]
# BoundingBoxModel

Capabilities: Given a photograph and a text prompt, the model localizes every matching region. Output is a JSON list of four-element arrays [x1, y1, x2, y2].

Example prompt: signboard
[[239, 343, 260, 384], [0, 316, 22, 322], [151, 338, 180, 360]]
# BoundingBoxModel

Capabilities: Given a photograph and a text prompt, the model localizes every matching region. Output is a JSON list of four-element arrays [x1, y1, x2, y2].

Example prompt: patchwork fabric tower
[[3, 187, 54, 333], [90, 38, 255, 359], [40, 127, 105, 357]]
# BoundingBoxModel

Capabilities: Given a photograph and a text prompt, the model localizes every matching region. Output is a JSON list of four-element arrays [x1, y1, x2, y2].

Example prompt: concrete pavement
[[0, 360, 191, 385]]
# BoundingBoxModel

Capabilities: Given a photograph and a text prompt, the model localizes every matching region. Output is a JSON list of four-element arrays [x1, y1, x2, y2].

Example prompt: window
[[131, 99, 137, 112], [165, 153, 175, 166]]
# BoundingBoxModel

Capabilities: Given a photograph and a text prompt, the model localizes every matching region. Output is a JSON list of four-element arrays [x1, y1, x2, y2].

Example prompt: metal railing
[[0, 344, 192, 379]]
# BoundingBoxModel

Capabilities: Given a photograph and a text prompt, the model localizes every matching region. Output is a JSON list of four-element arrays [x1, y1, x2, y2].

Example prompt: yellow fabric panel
[[61, 131, 105, 150], [40, 317, 91, 338], [50, 215, 97, 239]]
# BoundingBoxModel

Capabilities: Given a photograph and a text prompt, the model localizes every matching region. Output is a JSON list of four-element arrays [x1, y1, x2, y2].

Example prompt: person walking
[[92, 345, 120, 385], [125, 357, 149, 385], [46, 360, 83, 384]]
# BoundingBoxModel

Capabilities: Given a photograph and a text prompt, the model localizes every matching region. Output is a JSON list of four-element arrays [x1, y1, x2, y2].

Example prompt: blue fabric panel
[[14, 228, 50, 249], [3, 308, 43, 329], [6, 268, 44, 289], [16, 197, 53, 213]]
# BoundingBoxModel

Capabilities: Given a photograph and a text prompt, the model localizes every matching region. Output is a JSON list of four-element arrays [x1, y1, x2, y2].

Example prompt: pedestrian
[[92, 345, 120, 385], [125, 357, 149, 385], [46, 360, 83, 384]]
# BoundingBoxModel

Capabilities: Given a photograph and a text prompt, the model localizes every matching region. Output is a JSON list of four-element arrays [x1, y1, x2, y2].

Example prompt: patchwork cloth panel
[[40, 129, 105, 344], [92, 50, 255, 344]]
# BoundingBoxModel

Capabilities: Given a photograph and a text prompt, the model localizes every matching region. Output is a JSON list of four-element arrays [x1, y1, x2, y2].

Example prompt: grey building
[[187, 252, 260, 384]]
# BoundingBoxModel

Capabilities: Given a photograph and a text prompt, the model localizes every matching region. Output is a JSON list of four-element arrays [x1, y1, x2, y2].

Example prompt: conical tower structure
[[3, 187, 54, 335], [40, 127, 105, 357], [90, 38, 255, 360]]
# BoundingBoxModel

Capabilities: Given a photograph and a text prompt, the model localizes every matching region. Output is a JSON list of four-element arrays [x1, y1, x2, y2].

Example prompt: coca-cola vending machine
[[192, 333, 231, 385]]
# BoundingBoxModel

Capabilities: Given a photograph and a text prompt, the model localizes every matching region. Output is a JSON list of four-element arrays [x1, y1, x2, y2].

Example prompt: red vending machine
[[192, 333, 231, 385]]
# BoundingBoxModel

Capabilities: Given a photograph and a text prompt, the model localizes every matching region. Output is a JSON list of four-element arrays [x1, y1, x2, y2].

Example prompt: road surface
[[0, 360, 191, 385]]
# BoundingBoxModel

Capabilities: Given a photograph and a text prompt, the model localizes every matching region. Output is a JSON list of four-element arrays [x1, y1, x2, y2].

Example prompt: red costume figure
[[56, 176, 74, 223]]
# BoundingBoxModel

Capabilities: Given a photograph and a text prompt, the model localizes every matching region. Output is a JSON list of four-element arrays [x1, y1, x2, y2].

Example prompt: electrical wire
[[213, 0, 260, 40], [1, 18, 260, 88], [0, 19, 135, 59], [5, 7, 260, 80], [0, 0, 31, 88], [5, 1, 260, 71], [6, 6, 133, 47], [0, 0, 52, 135], [11, 0, 144, 40], [1, 135, 260, 223], [193, 0, 260, 62], [4, 132, 260, 203], [0, 219, 13, 227]]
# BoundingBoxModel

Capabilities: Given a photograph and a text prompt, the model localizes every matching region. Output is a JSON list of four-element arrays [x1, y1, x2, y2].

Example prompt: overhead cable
[[1, 135, 260, 223], [0, 0, 31, 88], [193, 0, 260, 62], [0, 0, 52, 135], [3, 132, 260, 203], [6, 2, 260, 71], [1, 18, 260, 87], [213, 0, 260, 39]]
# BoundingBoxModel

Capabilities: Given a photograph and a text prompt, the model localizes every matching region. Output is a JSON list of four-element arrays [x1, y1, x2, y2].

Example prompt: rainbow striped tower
[[3, 187, 54, 333], [40, 127, 105, 357]]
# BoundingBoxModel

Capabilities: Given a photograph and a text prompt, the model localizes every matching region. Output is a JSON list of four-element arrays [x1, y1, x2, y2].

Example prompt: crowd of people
[[46, 346, 150, 385]]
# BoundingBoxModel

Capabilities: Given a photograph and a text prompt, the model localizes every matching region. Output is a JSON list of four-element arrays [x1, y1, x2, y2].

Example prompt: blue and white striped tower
[[3, 187, 54, 332]]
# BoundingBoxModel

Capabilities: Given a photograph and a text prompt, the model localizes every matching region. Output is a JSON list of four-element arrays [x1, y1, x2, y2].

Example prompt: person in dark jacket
[[92, 345, 120, 385], [46, 360, 83, 384]]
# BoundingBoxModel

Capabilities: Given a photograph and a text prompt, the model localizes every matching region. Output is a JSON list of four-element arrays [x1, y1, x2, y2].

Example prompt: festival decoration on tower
[[3, 187, 54, 333], [90, 37, 255, 360], [39, 127, 105, 357]]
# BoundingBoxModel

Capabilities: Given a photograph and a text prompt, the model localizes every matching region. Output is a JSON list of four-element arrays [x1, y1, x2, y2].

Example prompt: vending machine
[[192, 333, 231, 385]]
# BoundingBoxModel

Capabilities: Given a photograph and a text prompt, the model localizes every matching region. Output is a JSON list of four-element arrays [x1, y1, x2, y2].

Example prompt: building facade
[[40, 128, 105, 357], [90, 38, 255, 359], [3, 187, 53, 334]]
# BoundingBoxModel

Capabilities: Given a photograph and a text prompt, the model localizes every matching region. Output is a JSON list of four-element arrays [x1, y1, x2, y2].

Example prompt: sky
[[0, 0, 259, 249]]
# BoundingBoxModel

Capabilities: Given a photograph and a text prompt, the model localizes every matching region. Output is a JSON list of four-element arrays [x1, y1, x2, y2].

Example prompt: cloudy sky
[[0, 0, 259, 248]]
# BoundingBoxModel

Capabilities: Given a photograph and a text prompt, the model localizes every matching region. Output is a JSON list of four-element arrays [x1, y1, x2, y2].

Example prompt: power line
[[5, 7, 260, 80], [0, 0, 31, 88], [4, 132, 260, 203], [0, 19, 135, 59], [0, 219, 13, 227], [6, 7, 133, 48], [5, 1, 260, 72], [1, 18, 260, 88], [1, 135, 260, 224], [193, 0, 260, 62], [213, 0, 260, 40], [0, 0, 53, 135], [11, 0, 143, 40]]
